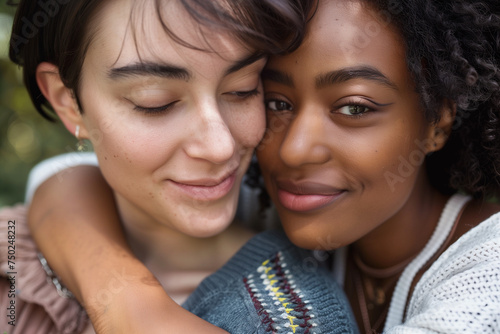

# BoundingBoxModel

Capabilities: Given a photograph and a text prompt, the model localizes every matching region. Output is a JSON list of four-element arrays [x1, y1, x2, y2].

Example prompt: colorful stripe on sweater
[[243, 251, 318, 334]]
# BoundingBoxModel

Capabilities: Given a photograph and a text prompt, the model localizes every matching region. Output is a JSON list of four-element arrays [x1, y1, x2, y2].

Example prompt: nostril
[[280, 139, 331, 167], [185, 120, 236, 163]]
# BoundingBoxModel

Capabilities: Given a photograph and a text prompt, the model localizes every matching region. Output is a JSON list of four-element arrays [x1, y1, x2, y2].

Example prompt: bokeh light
[[0, 13, 13, 59], [1, 3, 77, 207]]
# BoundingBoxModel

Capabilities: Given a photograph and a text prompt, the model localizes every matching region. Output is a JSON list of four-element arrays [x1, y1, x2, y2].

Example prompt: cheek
[[353, 120, 429, 194], [259, 112, 289, 150], [256, 112, 294, 182], [83, 110, 179, 180], [227, 100, 266, 149]]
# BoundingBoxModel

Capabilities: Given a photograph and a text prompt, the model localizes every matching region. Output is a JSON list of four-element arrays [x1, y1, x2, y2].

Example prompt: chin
[[281, 226, 317, 250], [179, 206, 237, 238], [187, 223, 231, 238], [281, 222, 343, 251]]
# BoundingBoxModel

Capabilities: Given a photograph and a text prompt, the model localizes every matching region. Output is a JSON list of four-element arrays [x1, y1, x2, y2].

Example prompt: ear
[[36, 62, 89, 139], [425, 99, 456, 153]]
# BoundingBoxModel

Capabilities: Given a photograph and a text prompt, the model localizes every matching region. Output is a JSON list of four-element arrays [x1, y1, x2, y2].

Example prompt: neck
[[114, 195, 254, 276], [353, 172, 449, 269]]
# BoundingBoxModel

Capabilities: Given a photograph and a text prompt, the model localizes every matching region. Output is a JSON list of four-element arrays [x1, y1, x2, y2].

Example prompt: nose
[[279, 108, 331, 167], [184, 100, 236, 164]]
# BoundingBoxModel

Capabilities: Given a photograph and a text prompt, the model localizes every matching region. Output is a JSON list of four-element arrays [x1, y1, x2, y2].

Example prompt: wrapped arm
[[27, 153, 228, 333]]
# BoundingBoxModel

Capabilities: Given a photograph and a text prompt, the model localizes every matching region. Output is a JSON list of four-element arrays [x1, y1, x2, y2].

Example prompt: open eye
[[266, 99, 293, 112], [338, 104, 371, 116]]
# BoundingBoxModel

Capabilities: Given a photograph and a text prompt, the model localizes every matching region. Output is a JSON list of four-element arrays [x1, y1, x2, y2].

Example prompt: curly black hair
[[368, 0, 500, 199], [248, 0, 500, 201]]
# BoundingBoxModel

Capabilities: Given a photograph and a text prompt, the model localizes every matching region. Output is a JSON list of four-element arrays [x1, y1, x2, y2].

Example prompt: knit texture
[[385, 194, 471, 328], [385, 210, 500, 333], [183, 230, 359, 334]]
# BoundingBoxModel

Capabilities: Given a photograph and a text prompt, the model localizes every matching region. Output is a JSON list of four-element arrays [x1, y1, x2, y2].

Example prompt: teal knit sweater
[[183, 230, 359, 334]]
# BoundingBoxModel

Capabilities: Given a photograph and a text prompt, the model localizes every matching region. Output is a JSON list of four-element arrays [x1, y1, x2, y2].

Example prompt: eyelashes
[[265, 96, 393, 119], [133, 101, 179, 114], [334, 98, 392, 118], [266, 100, 293, 112], [337, 104, 372, 117], [227, 88, 261, 99], [130, 88, 261, 115]]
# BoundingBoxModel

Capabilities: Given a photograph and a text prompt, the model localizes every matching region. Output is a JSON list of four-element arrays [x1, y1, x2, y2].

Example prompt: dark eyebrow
[[316, 66, 398, 90], [108, 62, 190, 81], [224, 53, 267, 76], [261, 68, 294, 87]]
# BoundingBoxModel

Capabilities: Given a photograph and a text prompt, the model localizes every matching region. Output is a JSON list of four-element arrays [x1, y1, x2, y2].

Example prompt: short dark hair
[[9, 0, 313, 120]]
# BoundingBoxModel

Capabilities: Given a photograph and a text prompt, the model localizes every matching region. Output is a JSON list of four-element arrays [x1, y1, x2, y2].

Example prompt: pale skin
[[31, 0, 273, 332], [30, 0, 500, 333]]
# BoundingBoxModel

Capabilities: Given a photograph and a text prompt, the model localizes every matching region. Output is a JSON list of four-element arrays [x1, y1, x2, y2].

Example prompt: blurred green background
[[0, 3, 75, 207]]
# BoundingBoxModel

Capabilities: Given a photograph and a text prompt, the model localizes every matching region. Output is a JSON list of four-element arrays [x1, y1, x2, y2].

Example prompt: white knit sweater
[[385, 196, 500, 333]]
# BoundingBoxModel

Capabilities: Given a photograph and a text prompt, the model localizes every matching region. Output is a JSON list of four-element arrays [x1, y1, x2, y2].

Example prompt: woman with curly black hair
[[255, 0, 500, 332], [16, 0, 500, 333]]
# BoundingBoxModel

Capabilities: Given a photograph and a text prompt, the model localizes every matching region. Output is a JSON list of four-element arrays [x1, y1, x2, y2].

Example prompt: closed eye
[[133, 100, 179, 115], [227, 88, 261, 99]]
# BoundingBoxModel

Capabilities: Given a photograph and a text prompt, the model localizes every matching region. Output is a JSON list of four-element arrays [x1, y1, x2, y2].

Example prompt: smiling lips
[[170, 170, 237, 201], [276, 180, 345, 212]]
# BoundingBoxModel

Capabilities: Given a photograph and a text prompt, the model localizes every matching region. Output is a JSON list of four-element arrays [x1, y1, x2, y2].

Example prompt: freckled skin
[[257, 0, 447, 268], [77, 0, 266, 240]]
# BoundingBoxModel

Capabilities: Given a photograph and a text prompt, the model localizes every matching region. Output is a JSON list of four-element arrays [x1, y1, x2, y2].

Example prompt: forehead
[[267, 0, 411, 86], [87, 0, 248, 71]]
